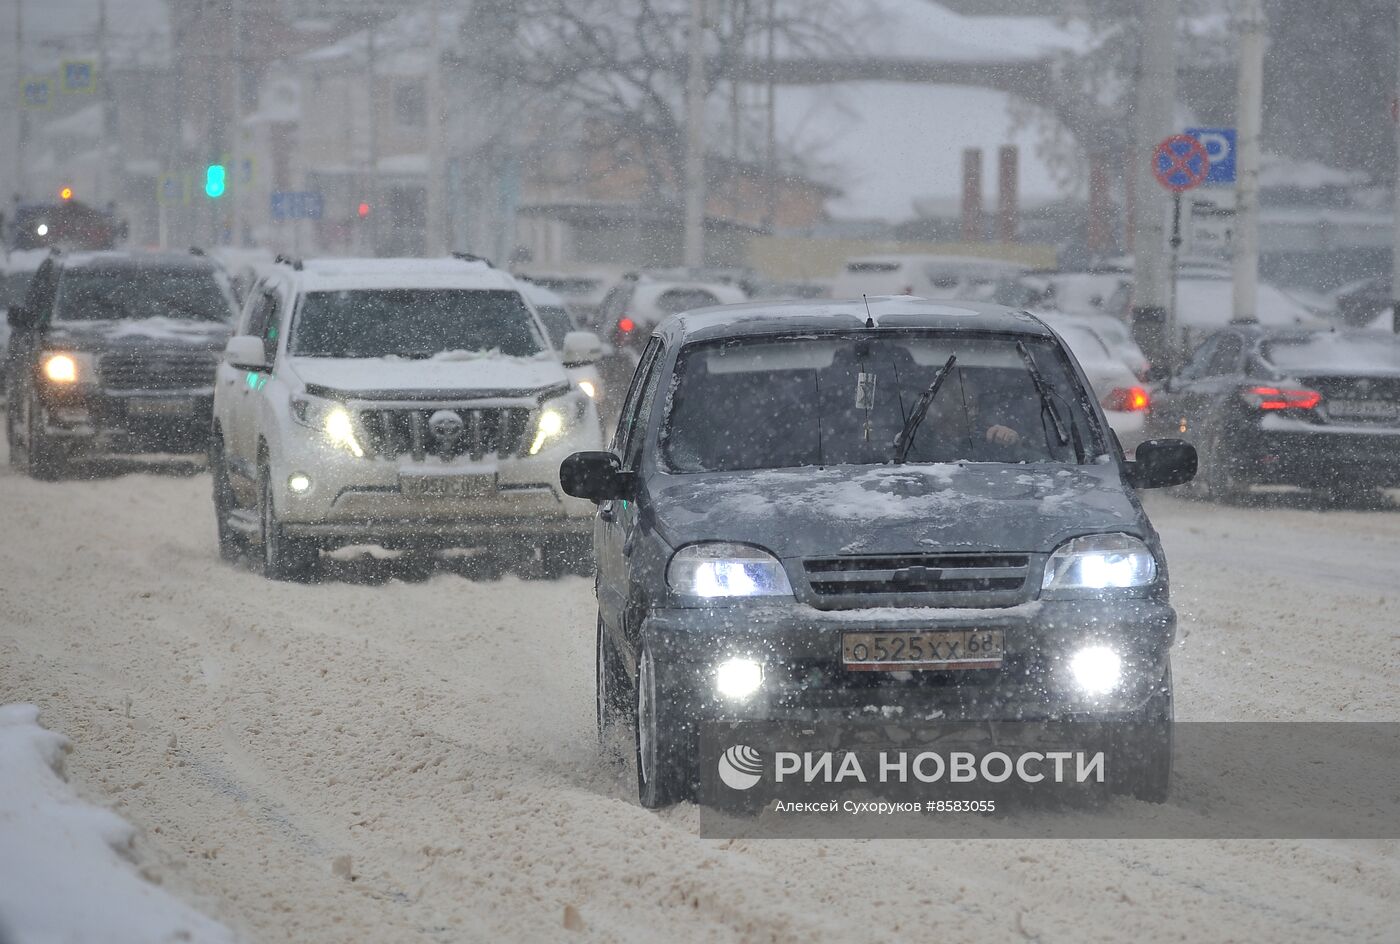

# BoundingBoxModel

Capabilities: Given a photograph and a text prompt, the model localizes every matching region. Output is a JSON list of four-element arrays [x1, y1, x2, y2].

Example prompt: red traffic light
[[357, 202, 371, 218]]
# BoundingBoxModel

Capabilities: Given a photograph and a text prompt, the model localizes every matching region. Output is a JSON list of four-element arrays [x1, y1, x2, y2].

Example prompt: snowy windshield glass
[[1260, 333, 1400, 373], [54, 268, 233, 322], [662, 334, 1096, 473], [291, 289, 545, 358]]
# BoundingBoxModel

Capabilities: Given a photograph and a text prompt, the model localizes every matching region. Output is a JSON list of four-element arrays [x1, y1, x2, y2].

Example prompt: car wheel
[[22, 386, 65, 481], [259, 468, 317, 581], [210, 437, 244, 563], [1109, 663, 1173, 804], [596, 615, 628, 745], [633, 643, 697, 809]]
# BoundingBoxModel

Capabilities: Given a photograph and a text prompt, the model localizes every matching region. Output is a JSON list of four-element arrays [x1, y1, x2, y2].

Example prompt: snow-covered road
[[1, 446, 1396, 942]]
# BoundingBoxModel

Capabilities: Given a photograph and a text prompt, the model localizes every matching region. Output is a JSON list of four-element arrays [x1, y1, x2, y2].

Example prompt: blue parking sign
[[1185, 128, 1237, 185], [21, 78, 51, 109], [62, 60, 96, 94]]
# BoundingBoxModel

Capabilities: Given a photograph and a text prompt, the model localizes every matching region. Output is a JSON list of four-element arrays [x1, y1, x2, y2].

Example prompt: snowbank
[[0, 704, 235, 944]]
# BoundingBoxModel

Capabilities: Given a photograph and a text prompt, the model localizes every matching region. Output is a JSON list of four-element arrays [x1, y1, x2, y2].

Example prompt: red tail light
[[1243, 386, 1321, 411], [1102, 385, 1151, 412], [618, 317, 636, 334]]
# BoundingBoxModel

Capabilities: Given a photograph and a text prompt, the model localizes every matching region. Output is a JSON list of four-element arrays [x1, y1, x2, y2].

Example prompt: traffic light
[[58, 186, 74, 201], [204, 164, 227, 199], [357, 202, 371, 219]]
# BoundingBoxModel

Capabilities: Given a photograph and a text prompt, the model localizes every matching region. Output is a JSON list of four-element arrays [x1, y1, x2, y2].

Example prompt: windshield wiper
[[892, 354, 957, 464], [1015, 341, 1070, 447]]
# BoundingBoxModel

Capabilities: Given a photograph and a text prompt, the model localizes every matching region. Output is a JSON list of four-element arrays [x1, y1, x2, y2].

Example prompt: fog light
[[577, 379, 598, 400], [1070, 645, 1122, 696], [43, 354, 78, 384], [288, 473, 311, 494], [715, 658, 763, 699]]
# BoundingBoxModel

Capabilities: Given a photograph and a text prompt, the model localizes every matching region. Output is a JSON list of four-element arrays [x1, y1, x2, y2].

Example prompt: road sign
[[61, 60, 96, 94], [1152, 135, 1210, 193], [21, 77, 52, 109], [270, 191, 324, 221], [1185, 127, 1236, 184]]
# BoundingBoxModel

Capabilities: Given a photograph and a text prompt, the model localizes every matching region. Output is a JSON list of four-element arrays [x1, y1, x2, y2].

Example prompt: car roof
[[57, 250, 218, 271], [659, 296, 1053, 345], [274, 257, 522, 294]]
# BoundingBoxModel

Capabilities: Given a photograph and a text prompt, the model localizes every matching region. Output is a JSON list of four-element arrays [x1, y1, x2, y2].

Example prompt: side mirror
[[561, 330, 604, 366], [6, 305, 33, 330], [1128, 438, 1197, 489], [224, 335, 267, 370], [560, 451, 636, 502]]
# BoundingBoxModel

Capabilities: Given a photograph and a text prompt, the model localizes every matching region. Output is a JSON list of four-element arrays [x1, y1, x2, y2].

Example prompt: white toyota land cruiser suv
[[210, 256, 605, 580]]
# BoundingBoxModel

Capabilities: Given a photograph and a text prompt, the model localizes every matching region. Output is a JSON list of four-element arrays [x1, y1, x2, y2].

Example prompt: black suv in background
[[563, 297, 1197, 807], [5, 250, 237, 478]]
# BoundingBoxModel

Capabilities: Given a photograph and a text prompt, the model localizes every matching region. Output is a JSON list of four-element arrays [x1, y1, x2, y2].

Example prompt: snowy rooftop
[[288, 257, 522, 293]]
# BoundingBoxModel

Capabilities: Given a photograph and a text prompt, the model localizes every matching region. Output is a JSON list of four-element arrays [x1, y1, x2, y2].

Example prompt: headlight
[[528, 391, 587, 455], [1042, 533, 1157, 592], [1069, 645, 1122, 695], [41, 352, 95, 384], [667, 543, 793, 598], [293, 394, 365, 458], [323, 407, 365, 458], [577, 378, 598, 400]]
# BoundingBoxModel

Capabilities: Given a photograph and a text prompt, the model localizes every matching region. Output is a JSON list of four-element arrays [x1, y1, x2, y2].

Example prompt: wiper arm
[[1015, 340, 1070, 446], [892, 354, 957, 464]]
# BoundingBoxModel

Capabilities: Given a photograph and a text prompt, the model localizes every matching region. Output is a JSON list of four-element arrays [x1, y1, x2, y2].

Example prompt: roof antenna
[[861, 293, 876, 329]]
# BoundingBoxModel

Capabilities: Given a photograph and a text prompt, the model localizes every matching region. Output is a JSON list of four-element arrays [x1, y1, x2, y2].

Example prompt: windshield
[[54, 267, 234, 322], [662, 333, 1098, 473], [1261, 333, 1400, 373], [291, 289, 545, 358], [534, 305, 575, 348]]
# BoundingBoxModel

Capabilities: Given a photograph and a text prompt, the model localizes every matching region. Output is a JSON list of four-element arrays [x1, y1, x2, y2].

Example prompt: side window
[[1206, 334, 1244, 376], [598, 284, 634, 326], [611, 338, 663, 460], [1177, 335, 1220, 381], [245, 291, 282, 367], [624, 346, 668, 470], [237, 280, 266, 335]]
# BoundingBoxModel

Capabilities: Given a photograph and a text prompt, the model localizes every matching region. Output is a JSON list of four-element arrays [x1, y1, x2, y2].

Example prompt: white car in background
[[597, 274, 748, 353], [1103, 272, 1325, 350], [1050, 319, 1150, 451], [518, 279, 607, 407], [513, 270, 619, 326], [210, 256, 604, 580], [833, 254, 1027, 300]]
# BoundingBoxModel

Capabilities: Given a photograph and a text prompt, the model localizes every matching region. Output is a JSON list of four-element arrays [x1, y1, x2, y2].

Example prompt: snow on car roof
[[58, 250, 218, 271], [2, 248, 54, 273], [290, 257, 522, 293], [662, 296, 1051, 344]]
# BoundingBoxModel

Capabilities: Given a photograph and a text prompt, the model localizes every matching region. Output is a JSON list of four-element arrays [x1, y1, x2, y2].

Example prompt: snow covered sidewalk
[[0, 704, 234, 944]]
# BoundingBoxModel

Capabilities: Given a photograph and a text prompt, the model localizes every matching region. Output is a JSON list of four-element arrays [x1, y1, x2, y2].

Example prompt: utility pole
[[366, 22, 380, 256], [1129, 0, 1179, 374], [682, 0, 707, 270], [1232, 0, 1266, 324], [232, 0, 246, 247], [424, 0, 444, 256], [13, 0, 24, 205], [1393, 0, 1400, 333], [97, 0, 111, 206]]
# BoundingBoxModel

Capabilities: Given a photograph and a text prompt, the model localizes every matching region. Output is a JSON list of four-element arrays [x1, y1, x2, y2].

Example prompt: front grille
[[100, 351, 218, 391], [358, 407, 532, 460], [803, 553, 1030, 603]]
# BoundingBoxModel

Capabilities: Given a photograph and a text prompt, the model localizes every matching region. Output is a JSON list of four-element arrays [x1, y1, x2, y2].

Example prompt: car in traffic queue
[[1145, 325, 1400, 503], [519, 278, 607, 409], [5, 249, 238, 478], [210, 256, 606, 580], [561, 296, 1197, 808]]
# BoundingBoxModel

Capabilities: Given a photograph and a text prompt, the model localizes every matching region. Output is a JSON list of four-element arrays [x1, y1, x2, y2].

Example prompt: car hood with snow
[[647, 462, 1144, 559], [47, 317, 232, 354], [291, 350, 572, 397]]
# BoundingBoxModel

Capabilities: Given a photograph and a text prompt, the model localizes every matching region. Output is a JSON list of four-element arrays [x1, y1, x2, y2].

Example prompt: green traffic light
[[204, 164, 227, 199]]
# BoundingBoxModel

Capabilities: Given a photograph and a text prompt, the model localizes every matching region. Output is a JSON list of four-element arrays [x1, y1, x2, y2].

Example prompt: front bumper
[[1249, 415, 1400, 487], [270, 429, 597, 547], [37, 386, 213, 454], [642, 597, 1175, 723]]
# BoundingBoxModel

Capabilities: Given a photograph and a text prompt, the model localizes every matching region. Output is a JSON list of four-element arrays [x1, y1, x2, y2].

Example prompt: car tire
[[596, 615, 629, 746], [633, 642, 697, 809], [21, 386, 65, 481], [210, 436, 244, 563], [1109, 664, 1173, 804], [259, 467, 318, 581]]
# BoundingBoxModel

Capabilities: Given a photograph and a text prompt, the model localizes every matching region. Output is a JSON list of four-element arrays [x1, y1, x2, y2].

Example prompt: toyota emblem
[[428, 409, 465, 443]]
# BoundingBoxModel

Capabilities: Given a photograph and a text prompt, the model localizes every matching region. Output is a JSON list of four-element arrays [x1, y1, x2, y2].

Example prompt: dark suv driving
[[562, 297, 1197, 807], [5, 250, 237, 478]]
